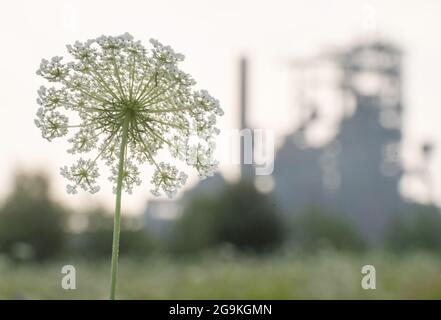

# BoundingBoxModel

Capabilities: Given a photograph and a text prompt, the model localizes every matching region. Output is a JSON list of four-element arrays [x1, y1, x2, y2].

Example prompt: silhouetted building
[[273, 41, 408, 241], [145, 41, 413, 242]]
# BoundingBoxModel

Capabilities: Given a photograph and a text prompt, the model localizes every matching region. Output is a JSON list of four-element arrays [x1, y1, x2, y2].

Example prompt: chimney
[[239, 57, 253, 180]]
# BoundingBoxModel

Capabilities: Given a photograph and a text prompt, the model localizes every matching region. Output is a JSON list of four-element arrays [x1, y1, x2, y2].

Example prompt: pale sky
[[1, 0, 441, 213]]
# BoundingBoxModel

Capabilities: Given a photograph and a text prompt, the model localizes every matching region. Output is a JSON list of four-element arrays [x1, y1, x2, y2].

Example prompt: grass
[[0, 250, 441, 299]]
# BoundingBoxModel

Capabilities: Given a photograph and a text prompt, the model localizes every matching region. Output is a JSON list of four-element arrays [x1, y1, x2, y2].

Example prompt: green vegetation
[[1, 250, 441, 299], [171, 182, 285, 254], [0, 172, 68, 261], [385, 205, 441, 252], [73, 207, 155, 259], [289, 208, 366, 252], [1, 172, 441, 299]]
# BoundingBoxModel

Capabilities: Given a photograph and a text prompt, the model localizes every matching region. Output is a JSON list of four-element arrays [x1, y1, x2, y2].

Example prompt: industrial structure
[[145, 40, 430, 242]]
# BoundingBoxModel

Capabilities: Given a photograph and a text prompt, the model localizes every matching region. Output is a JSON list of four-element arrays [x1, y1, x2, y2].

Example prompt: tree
[[385, 205, 441, 252], [0, 171, 68, 260], [290, 208, 366, 252], [171, 182, 286, 254], [73, 207, 154, 258]]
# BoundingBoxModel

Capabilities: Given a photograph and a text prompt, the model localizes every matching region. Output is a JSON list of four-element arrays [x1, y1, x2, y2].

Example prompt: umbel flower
[[35, 33, 223, 299]]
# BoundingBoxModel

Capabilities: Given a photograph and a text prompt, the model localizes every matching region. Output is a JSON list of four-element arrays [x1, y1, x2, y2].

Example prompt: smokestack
[[240, 57, 247, 131], [239, 57, 253, 180]]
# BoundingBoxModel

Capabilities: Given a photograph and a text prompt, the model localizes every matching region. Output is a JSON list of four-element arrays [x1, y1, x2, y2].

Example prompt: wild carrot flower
[[35, 33, 223, 299]]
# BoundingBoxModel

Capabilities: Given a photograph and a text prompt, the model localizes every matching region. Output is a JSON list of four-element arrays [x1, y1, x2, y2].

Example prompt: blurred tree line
[[1, 171, 441, 262], [0, 172, 67, 260], [0, 171, 154, 262]]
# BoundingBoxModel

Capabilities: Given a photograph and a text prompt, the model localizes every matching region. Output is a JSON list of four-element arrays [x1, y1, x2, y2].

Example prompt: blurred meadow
[[1, 251, 441, 299], [1, 172, 441, 299]]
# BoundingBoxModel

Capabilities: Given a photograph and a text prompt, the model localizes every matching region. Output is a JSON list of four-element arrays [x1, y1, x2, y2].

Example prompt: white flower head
[[36, 33, 223, 197], [187, 141, 218, 179], [150, 162, 188, 198], [60, 158, 100, 194], [109, 159, 142, 194]]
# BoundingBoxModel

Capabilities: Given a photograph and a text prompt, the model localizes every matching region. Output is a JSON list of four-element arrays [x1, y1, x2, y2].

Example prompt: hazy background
[[1, 0, 441, 299], [1, 0, 441, 213]]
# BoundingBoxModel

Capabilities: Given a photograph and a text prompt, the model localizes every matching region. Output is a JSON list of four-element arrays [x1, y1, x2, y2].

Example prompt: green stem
[[109, 116, 130, 300]]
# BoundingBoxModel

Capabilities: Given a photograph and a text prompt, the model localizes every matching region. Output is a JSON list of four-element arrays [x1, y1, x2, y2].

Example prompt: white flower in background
[[35, 33, 223, 198]]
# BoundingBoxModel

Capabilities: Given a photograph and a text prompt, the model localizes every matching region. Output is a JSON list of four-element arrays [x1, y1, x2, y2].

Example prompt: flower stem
[[109, 116, 130, 300]]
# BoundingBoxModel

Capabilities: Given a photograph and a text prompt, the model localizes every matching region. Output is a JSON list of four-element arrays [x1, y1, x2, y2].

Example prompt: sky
[[0, 0, 441, 214]]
